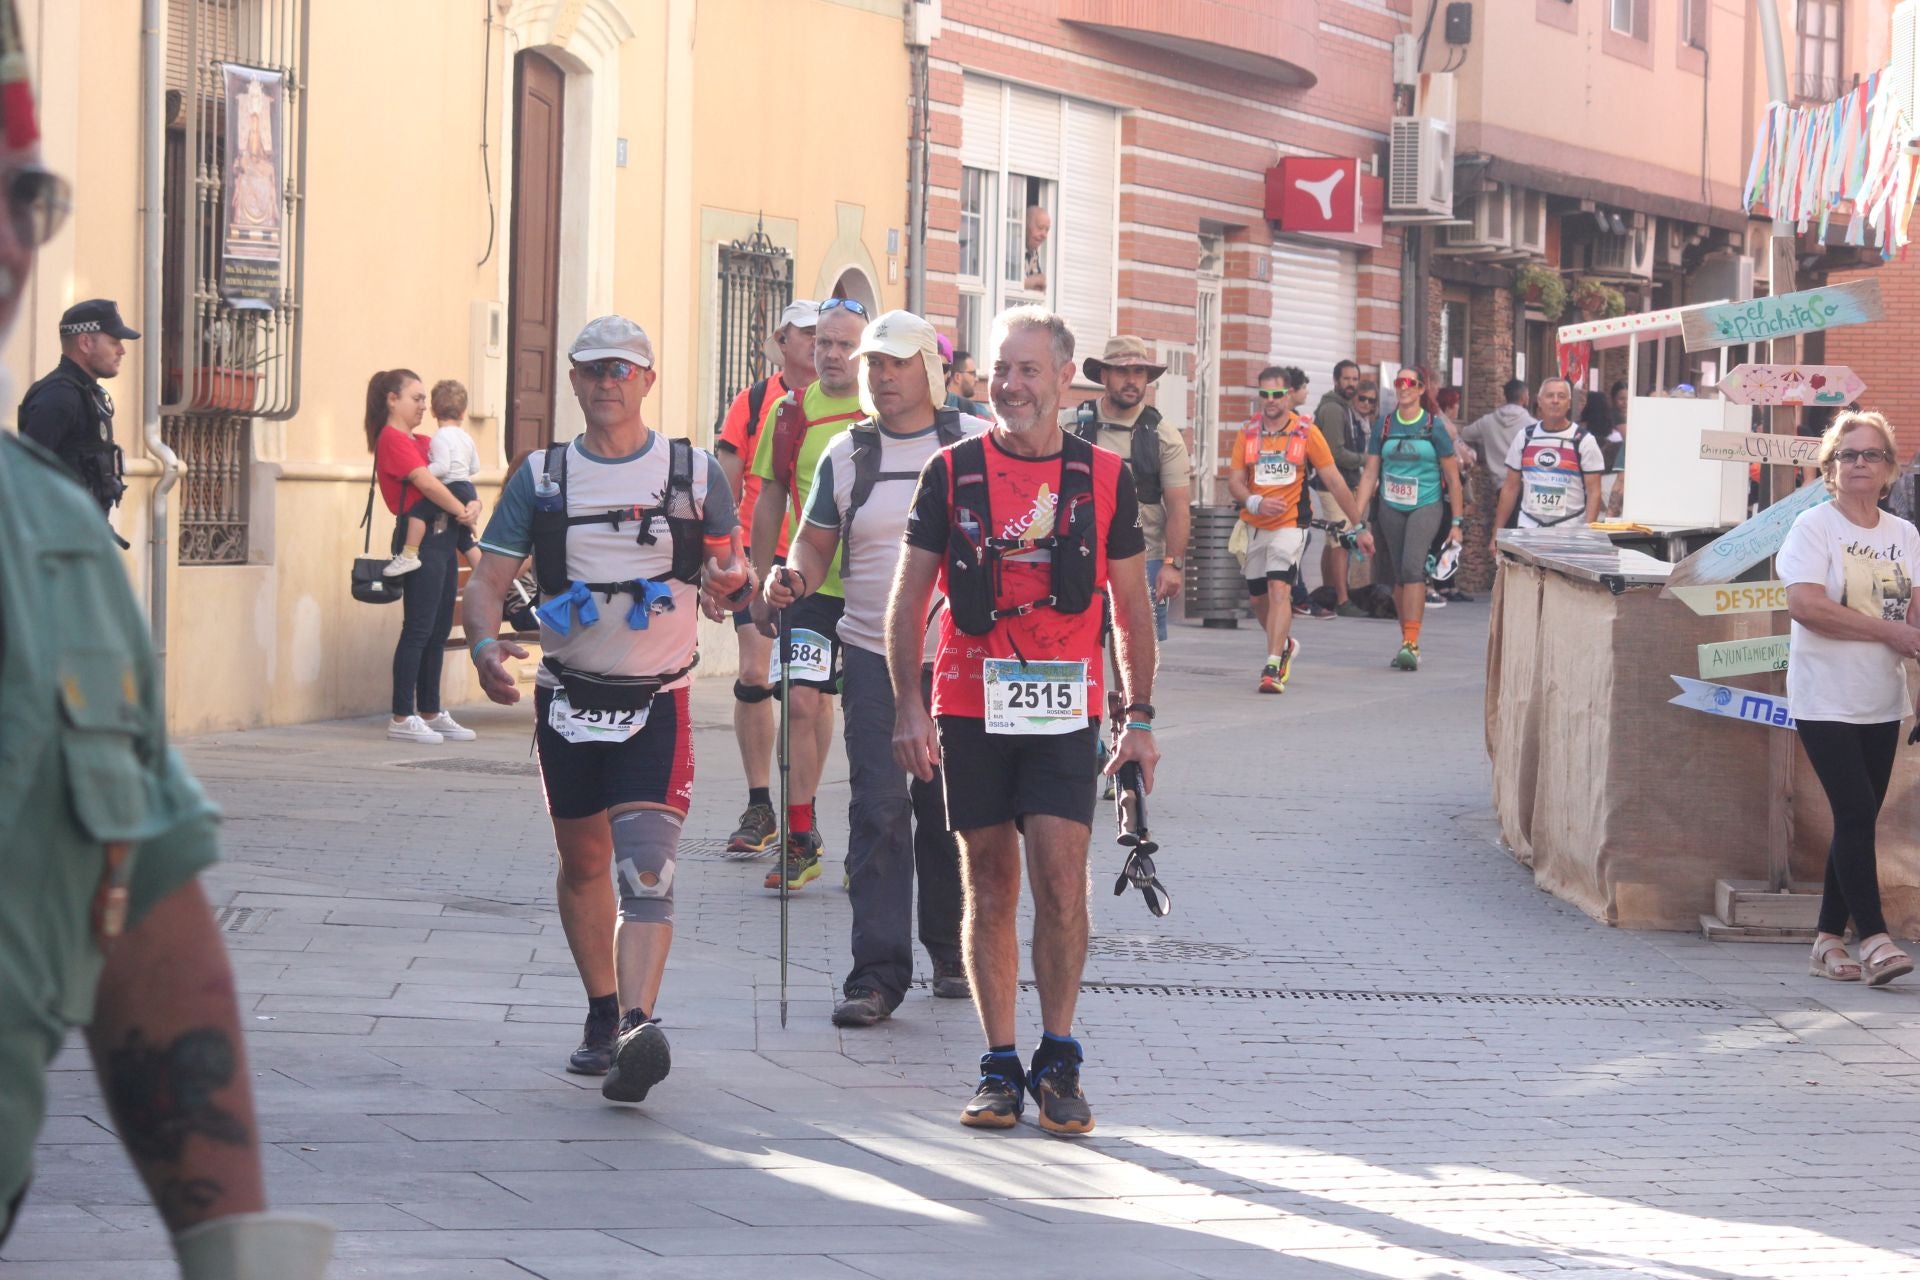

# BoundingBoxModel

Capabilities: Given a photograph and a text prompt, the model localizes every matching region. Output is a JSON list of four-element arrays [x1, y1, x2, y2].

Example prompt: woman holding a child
[[367, 367, 482, 745]]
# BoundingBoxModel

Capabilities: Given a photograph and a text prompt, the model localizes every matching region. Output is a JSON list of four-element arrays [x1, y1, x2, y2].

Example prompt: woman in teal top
[[1354, 364, 1465, 672]]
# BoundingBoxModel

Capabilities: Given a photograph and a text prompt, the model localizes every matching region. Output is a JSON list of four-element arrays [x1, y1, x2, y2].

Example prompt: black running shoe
[[602, 1011, 671, 1103], [565, 1007, 617, 1076], [960, 1053, 1026, 1129], [1029, 1038, 1094, 1135]]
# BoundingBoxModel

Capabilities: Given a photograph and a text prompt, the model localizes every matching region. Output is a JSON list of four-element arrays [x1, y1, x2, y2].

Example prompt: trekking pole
[[775, 587, 793, 1028]]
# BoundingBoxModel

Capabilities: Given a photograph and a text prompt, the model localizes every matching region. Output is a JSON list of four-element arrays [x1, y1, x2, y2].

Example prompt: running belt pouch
[[351, 468, 404, 605], [545, 660, 663, 714]]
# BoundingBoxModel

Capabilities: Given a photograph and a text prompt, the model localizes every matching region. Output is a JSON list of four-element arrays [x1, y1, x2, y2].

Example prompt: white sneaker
[[423, 712, 476, 742], [383, 554, 422, 577], [386, 715, 444, 744]]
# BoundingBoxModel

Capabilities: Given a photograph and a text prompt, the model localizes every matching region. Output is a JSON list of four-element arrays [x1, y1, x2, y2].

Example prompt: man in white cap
[[765, 311, 988, 1026], [747, 298, 867, 891], [715, 299, 817, 855], [1066, 335, 1191, 643], [465, 314, 749, 1104]]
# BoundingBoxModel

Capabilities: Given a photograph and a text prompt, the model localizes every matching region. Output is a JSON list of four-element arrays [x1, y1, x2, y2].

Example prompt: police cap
[[58, 299, 140, 341]]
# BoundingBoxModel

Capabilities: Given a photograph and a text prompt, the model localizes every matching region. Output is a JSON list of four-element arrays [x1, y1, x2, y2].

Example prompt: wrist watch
[[1163, 559, 1183, 571], [1123, 702, 1156, 721]]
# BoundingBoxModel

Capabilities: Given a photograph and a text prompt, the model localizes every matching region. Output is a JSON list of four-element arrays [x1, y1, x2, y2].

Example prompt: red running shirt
[[904, 432, 1143, 720]]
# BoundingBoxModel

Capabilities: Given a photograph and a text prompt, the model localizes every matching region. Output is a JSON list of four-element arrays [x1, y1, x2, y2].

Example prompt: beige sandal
[[1810, 937, 1862, 982], [1860, 935, 1914, 987]]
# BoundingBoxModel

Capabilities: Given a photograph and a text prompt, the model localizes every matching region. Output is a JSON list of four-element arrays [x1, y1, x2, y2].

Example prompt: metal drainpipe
[[1753, 0, 1789, 106], [906, 42, 928, 315], [140, 0, 180, 672]]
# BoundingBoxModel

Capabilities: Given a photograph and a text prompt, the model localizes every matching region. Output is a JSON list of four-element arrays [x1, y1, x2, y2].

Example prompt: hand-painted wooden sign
[[1697, 430, 1823, 467], [1680, 278, 1883, 352], [1717, 364, 1865, 407], [1659, 481, 1831, 594], [1697, 635, 1790, 678], [1669, 676, 1796, 729], [1668, 581, 1791, 616]]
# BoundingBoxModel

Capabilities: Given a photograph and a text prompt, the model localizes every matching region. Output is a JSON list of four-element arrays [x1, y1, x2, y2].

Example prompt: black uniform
[[19, 354, 123, 516]]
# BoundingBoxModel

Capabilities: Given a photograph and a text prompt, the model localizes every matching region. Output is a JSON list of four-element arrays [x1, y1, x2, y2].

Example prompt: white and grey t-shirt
[[803, 414, 989, 654], [1778, 501, 1920, 724], [479, 434, 736, 689]]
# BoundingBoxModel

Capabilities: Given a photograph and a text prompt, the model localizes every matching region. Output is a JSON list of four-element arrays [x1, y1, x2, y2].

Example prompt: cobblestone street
[[12, 603, 1920, 1278]]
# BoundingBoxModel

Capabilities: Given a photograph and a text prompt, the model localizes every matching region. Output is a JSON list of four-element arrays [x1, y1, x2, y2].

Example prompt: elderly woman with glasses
[[1353, 365, 1464, 671], [1781, 411, 1920, 985]]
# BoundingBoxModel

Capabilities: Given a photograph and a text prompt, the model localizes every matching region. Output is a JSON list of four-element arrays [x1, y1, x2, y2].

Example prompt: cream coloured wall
[[1450, 1, 1750, 212], [12, 0, 909, 734]]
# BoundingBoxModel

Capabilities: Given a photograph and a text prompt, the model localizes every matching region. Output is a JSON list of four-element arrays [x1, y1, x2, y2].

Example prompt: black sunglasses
[[820, 297, 868, 318], [8, 166, 70, 249], [571, 358, 644, 383]]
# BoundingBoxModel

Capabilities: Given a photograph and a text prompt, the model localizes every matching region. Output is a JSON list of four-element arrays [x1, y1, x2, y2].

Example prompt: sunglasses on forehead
[[571, 358, 644, 382], [819, 297, 868, 318]]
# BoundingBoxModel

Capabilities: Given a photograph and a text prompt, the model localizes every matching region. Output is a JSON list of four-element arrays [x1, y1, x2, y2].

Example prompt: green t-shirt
[[749, 381, 861, 597], [0, 433, 220, 1217], [1368, 408, 1455, 511]]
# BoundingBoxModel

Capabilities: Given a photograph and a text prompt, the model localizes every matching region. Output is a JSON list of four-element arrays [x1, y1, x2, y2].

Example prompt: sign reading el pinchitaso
[[1680, 279, 1883, 352]]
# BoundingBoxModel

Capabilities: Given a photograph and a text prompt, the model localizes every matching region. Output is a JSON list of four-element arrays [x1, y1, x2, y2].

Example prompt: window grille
[[163, 0, 308, 564], [714, 221, 794, 421]]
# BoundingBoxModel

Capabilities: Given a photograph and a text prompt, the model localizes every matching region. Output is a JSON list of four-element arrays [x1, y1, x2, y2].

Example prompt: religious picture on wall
[[220, 64, 285, 311]]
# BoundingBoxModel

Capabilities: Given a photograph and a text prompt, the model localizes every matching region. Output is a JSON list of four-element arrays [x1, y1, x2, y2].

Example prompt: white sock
[[1267, 653, 1282, 666]]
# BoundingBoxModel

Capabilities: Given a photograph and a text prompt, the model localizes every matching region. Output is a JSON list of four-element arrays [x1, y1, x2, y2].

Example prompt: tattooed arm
[[84, 878, 265, 1232]]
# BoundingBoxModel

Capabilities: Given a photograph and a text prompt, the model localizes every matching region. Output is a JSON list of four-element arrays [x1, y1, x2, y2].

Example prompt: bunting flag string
[[1743, 71, 1919, 257]]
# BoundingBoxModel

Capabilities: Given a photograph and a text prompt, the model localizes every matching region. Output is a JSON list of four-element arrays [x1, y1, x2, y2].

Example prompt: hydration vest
[[945, 432, 1099, 637], [1517, 423, 1590, 527], [1240, 414, 1312, 522], [530, 436, 705, 599], [1072, 401, 1164, 506], [840, 408, 966, 563], [769, 390, 862, 495]]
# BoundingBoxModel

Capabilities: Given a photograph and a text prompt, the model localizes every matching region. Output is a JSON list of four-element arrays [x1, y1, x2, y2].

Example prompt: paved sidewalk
[[13, 601, 1920, 1278]]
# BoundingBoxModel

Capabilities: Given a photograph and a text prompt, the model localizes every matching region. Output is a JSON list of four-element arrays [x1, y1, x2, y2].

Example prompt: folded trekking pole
[[1107, 693, 1169, 917], [776, 588, 793, 1028]]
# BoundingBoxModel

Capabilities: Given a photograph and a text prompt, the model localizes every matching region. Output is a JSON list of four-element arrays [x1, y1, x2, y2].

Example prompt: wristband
[[1243, 494, 1263, 516], [1349, 521, 1367, 535], [782, 566, 810, 597], [1126, 721, 1154, 732], [1451, 517, 1464, 527], [470, 636, 498, 662]]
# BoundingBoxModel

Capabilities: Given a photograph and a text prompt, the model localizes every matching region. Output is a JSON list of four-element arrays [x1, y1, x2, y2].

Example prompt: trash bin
[[1184, 504, 1245, 628]]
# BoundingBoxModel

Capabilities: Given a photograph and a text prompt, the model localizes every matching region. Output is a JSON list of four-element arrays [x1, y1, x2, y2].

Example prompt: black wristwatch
[[1123, 702, 1156, 722]]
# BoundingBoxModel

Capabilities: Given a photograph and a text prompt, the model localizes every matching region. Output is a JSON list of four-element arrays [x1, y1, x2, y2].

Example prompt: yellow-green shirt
[[749, 382, 860, 598]]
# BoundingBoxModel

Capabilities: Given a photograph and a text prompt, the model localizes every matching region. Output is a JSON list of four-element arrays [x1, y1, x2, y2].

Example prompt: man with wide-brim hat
[[1064, 336, 1190, 640]]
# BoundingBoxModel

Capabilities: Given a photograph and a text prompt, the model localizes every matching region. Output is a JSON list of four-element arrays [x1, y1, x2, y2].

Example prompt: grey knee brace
[[612, 809, 680, 925]]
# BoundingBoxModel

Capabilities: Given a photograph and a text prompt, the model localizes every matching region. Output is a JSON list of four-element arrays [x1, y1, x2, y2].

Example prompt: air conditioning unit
[[1511, 188, 1547, 256], [1587, 226, 1654, 278], [1440, 184, 1510, 251], [1388, 116, 1454, 215], [1657, 221, 1688, 269], [1893, 0, 1920, 125]]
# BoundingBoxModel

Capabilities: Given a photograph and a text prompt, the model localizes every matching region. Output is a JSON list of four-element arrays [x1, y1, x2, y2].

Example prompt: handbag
[[350, 465, 405, 605]]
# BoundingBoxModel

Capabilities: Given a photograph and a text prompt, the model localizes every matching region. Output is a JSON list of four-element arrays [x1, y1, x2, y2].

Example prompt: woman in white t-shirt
[[1780, 411, 1920, 985]]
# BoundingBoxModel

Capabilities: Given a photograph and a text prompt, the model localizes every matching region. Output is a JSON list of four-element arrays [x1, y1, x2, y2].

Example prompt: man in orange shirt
[[714, 300, 816, 853], [1227, 366, 1375, 694]]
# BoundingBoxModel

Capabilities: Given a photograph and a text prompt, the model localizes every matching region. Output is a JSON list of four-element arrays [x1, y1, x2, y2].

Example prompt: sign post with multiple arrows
[[1669, 676, 1796, 729], [1716, 364, 1866, 407]]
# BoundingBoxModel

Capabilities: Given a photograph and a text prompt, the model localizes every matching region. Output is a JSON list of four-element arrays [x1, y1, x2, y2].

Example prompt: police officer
[[19, 298, 138, 542], [0, 10, 333, 1272]]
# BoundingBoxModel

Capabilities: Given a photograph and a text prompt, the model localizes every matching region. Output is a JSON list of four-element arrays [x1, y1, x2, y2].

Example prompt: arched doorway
[[507, 50, 566, 459], [830, 267, 879, 317]]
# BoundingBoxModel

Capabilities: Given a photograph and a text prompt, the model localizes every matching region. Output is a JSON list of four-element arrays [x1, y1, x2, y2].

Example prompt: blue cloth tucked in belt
[[625, 579, 676, 630], [536, 581, 600, 636]]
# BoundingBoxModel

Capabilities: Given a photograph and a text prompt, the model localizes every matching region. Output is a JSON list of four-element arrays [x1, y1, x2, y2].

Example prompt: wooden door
[[508, 52, 565, 458]]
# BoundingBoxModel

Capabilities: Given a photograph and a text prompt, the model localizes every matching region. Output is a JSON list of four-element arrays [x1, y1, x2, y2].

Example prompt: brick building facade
[[1822, 258, 1920, 460], [915, 0, 1405, 501]]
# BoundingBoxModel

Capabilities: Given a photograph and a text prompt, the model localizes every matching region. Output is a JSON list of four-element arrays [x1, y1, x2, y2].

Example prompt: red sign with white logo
[[1266, 158, 1362, 233]]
